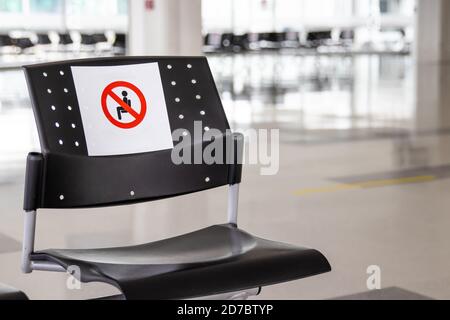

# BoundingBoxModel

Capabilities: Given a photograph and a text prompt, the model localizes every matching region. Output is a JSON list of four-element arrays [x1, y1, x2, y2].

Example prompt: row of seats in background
[[0, 31, 126, 62], [203, 29, 410, 55]]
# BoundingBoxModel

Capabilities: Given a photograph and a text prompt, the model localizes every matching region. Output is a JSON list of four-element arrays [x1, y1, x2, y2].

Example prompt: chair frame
[[21, 182, 242, 275], [21, 182, 260, 300], [20, 131, 254, 300]]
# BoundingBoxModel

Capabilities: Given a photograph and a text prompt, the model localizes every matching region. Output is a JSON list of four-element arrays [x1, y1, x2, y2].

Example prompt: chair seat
[[31, 224, 330, 299], [0, 283, 28, 300]]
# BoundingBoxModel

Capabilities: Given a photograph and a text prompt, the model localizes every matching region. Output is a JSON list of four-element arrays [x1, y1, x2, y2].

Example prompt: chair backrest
[[12, 37, 34, 50], [220, 33, 234, 50], [59, 33, 73, 45], [80, 34, 96, 45], [37, 33, 52, 45], [306, 30, 332, 43], [257, 32, 280, 42], [92, 33, 108, 44], [113, 33, 126, 48], [0, 34, 13, 47], [231, 34, 249, 51], [23, 57, 238, 211]]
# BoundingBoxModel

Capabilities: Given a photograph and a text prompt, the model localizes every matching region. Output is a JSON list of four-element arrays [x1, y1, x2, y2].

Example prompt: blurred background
[[0, 0, 420, 173], [2, 0, 450, 300]]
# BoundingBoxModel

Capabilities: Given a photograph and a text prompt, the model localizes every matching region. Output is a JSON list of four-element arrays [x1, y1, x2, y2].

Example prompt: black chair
[[112, 33, 126, 55], [113, 33, 126, 49], [207, 33, 251, 53], [11, 37, 35, 51], [0, 34, 14, 47], [80, 33, 108, 53], [80, 34, 97, 45], [203, 33, 222, 53], [204, 33, 221, 47], [92, 33, 108, 44], [21, 57, 331, 300], [58, 33, 73, 45], [257, 32, 285, 50], [0, 283, 28, 300], [230, 34, 250, 52], [306, 30, 332, 48], [220, 33, 234, 52], [37, 33, 52, 45]]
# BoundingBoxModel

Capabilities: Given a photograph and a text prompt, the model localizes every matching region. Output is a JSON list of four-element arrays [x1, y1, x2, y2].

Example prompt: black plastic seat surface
[[0, 283, 28, 300], [31, 224, 330, 299]]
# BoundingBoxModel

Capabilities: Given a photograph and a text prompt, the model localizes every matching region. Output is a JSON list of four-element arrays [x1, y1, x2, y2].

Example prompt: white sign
[[71, 63, 174, 156]]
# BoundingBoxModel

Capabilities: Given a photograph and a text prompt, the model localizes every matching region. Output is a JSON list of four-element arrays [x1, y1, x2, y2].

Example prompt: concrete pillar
[[415, 0, 450, 63], [415, 63, 450, 130], [128, 0, 203, 56]]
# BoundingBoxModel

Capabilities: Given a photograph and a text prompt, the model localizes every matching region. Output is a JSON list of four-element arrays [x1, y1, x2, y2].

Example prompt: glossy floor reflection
[[1, 54, 450, 299], [211, 54, 415, 132]]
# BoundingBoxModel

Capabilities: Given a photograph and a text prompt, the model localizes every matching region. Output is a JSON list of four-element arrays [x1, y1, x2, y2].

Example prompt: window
[[66, 0, 127, 30], [30, 0, 61, 13], [0, 0, 22, 12], [66, 0, 88, 15], [117, 0, 127, 15], [66, 0, 124, 16]]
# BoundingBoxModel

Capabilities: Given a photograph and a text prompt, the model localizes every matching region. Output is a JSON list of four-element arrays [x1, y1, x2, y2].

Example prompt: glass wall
[[203, 0, 416, 36], [0, 0, 127, 31], [0, 0, 22, 12], [66, 0, 127, 30], [117, 0, 127, 15], [29, 0, 61, 13]]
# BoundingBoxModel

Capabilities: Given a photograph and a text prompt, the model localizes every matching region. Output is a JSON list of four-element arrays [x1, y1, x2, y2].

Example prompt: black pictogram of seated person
[[117, 91, 131, 121]]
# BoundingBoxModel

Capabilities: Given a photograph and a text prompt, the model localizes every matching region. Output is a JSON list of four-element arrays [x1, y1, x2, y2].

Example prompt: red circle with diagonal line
[[101, 81, 147, 129]]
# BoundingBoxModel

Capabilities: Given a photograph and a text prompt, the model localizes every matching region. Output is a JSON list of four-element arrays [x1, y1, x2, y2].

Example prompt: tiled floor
[[1, 54, 450, 299]]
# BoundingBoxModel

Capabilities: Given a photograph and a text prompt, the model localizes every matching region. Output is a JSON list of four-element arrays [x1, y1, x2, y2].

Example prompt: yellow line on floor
[[294, 175, 436, 196]]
